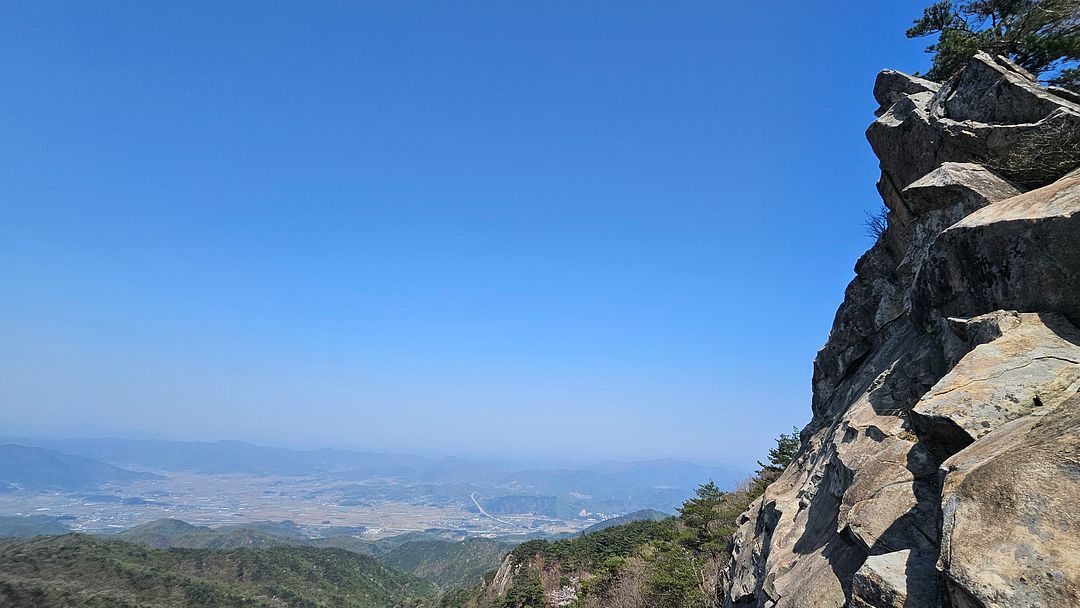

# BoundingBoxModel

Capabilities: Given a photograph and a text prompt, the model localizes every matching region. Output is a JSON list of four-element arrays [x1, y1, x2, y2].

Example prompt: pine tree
[[907, 0, 1080, 89]]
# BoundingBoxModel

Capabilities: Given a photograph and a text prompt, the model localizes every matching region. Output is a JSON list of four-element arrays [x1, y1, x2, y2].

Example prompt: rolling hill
[[379, 538, 512, 591], [107, 518, 442, 556], [113, 518, 292, 550], [0, 534, 436, 608], [106, 519, 511, 593]]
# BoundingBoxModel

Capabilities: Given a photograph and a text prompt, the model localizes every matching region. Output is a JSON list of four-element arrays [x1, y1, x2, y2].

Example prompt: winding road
[[470, 492, 519, 527]]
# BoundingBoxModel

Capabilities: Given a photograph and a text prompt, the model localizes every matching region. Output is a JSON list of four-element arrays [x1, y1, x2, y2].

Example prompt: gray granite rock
[[722, 51, 1080, 608], [851, 549, 940, 608]]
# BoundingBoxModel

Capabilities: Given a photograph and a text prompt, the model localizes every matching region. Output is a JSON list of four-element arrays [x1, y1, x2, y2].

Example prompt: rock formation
[[722, 52, 1080, 608]]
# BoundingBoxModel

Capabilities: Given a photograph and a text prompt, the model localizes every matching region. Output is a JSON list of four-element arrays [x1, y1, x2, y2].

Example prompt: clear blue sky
[[1, 1, 932, 469]]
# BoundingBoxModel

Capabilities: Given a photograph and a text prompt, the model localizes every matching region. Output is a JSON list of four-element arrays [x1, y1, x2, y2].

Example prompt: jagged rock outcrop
[[722, 53, 1080, 608], [866, 52, 1080, 190]]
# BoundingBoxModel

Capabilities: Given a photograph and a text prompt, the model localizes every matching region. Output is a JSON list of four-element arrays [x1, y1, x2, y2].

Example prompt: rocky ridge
[[722, 52, 1080, 608]]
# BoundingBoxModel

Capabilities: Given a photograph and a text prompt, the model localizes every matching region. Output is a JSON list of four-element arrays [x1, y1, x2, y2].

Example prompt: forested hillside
[[380, 538, 513, 592], [0, 534, 436, 608]]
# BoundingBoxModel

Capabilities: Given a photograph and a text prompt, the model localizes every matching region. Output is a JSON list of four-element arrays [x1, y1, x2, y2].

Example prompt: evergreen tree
[[676, 481, 724, 549], [907, 0, 1080, 89], [757, 427, 800, 476]]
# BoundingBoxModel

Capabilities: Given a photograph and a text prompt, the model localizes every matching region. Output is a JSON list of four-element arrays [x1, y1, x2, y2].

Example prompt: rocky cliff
[[722, 52, 1080, 608]]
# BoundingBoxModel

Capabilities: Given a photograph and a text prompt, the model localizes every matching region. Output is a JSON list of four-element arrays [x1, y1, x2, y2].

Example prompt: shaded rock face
[[914, 173, 1080, 328], [851, 549, 939, 608], [722, 54, 1080, 608]]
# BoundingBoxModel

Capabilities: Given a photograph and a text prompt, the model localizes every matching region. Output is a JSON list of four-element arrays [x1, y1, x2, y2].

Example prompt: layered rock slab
[[913, 312, 1080, 456]]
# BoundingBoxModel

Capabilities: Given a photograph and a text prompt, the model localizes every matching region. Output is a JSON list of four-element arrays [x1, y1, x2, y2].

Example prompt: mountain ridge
[[0, 444, 161, 491]]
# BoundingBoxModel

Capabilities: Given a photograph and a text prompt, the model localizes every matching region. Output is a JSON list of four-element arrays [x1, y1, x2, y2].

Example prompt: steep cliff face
[[723, 52, 1080, 608]]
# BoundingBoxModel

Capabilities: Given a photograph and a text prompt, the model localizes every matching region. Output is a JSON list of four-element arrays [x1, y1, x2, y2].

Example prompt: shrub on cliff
[[499, 572, 545, 608], [907, 0, 1080, 89]]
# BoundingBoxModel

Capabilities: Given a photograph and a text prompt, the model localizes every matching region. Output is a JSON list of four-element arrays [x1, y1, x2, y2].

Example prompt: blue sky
[[1, 1, 932, 469]]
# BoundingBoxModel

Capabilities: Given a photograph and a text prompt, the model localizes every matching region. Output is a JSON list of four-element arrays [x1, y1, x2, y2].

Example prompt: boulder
[[851, 549, 940, 608], [900, 162, 1020, 217], [893, 163, 1022, 305], [914, 172, 1080, 329], [913, 312, 1080, 456], [873, 70, 939, 116], [943, 52, 1079, 125], [938, 309, 1023, 368], [866, 90, 955, 190], [938, 394, 1080, 608]]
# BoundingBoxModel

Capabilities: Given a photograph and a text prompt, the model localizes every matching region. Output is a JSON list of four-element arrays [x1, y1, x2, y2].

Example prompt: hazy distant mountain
[[492, 468, 690, 516], [2, 437, 503, 481], [587, 458, 740, 490], [0, 444, 161, 491], [3, 437, 734, 485], [1, 437, 733, 517], [580, 509, 671, 533]]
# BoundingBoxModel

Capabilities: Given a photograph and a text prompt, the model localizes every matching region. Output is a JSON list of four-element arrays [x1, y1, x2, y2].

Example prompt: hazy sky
[[1, 1, 933, 469]]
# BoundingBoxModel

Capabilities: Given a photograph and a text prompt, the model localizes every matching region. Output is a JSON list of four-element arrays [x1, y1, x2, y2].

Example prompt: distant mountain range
[[0, 437, 738, 490], [586, 457, 741, 490], [0, 444, 161, 491], [0, 437, 491, 479], [0, 437, 740, 522]]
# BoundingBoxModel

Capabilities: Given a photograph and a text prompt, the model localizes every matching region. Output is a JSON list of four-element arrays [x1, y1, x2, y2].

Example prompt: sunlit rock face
[[722, 53, 1080, 608]]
